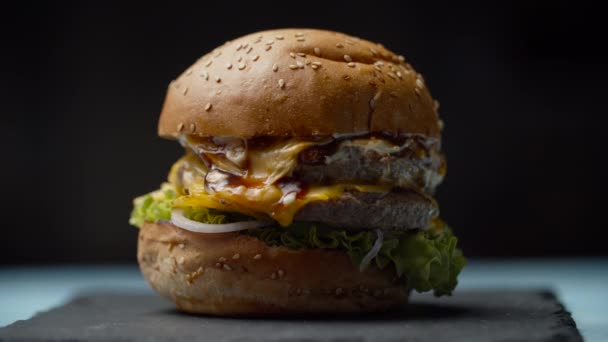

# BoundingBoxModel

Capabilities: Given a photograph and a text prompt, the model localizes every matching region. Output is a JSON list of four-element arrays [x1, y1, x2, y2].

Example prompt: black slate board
[[0, 289, 581, 342]]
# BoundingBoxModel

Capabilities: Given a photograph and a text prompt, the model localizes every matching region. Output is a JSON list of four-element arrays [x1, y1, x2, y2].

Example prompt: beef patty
[[294, 190, 438, 231], [294, 144, 444, 193]]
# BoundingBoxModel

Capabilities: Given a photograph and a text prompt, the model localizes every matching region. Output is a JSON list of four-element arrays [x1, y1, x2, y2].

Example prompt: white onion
[[359, 229, 384, 271], [170, 209, 270, 233]]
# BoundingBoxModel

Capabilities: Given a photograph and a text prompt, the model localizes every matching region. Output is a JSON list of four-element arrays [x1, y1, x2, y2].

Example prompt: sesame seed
[[376, 61, 384, 66], [216, 89, 222, 95], [398, 55, 405, 62], [278, 79, 285, 88], [295, 32, 304, 37], [215, 262, 221, 268], [336, 288, 343, 295], [312, 61, 322, 66], [236, 43, 243, 51], [200, 71, 209, 80], [214, 51, 222, 58], [289, 64, 298, 70], [343, 75, 351, 80], [226, 63, 232, 70], [243, 43, 249, 49], [396, 71, 403, 79], [416, 78, 424, 88], [186, 68, 193, 75], [266, 39, 274, 45], [223, 264, 232, 271], [369, 98, 376, 110], [182, 87, 189, 95], [177, 256, 184, 265], [219, 257, 227, 262], [290, 52, 296, 58], [347, 62, 355, 68], [179, 243, 185, 249], [390, 91, 398, 98], [311, 64, 319, 70], [277, 269, 285, 277], [205, 60, 212, 67], [253, 254, 262, 260], [232, 253, 240, 260], [238, 62, 246, 69], [272, 64, 278, 72], [275, 35, 284, 40], [343, 54, 352, 62], [296, 37, 305, 42], [336, 43, 344, 48], [265, 45, 272, 51], [177, 123, 184, 132], [387, 72, 396, 79], [297, 52, 306, 57], [237, 56, 242, 62], [305, 60, 311, 65], [296, 61, 304, 69], [314, 47, 321, 56], [246, 46, 253, 54], [369, 47, 378, 56], [189, 123, 195, 133], [433, 100, 440, 110], [215, 76, 221, 83], [270, 272, 277, 279], [205, 103, 212, 111], [374, 65, 382, 71], [414, 88, 421, 96], [252, 55, 259, 61]]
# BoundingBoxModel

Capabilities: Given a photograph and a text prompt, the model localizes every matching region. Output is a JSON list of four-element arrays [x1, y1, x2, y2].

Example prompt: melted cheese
[[247, 139, 316, 185]]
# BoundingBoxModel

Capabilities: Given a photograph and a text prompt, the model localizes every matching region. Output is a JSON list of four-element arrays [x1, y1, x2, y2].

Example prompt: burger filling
[[130, 134, 464, 296]]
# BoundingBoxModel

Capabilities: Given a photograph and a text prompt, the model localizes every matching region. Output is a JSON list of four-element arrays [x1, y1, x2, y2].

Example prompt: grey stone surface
[[0, 289, 581, 342]]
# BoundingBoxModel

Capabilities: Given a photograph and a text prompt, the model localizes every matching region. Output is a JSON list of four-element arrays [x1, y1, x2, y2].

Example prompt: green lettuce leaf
[[129, 183, 250, 227], [246, 223, 465, 296], [129, 183, 177, 228]]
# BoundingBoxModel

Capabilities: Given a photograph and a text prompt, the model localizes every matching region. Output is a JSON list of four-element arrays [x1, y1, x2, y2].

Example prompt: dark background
[[2, 1, 606, 264]]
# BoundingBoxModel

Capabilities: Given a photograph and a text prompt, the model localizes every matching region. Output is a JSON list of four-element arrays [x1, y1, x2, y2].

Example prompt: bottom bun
[[138, 222, 410, 315]]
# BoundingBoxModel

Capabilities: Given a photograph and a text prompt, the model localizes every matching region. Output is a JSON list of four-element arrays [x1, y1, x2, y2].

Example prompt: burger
[[130, 28, 465, 315]]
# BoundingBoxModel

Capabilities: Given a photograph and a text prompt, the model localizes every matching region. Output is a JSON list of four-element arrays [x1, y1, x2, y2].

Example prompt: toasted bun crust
[[138, 222, 410, 315], [158, 28, 440, 139]]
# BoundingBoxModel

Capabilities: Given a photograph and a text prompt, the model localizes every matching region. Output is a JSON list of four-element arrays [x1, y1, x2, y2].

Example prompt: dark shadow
[[159, 302, 478, 322]]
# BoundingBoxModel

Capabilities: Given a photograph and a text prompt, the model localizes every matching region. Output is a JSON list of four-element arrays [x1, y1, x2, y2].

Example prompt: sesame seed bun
[[138, 222, 410, 315], [158, 28, 440, 138]]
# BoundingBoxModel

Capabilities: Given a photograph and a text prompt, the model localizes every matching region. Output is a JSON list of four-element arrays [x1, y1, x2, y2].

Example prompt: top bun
[[158, 28, 440, 139]]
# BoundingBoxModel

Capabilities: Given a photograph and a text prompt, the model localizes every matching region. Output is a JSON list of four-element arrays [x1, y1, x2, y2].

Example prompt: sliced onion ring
[[170, 209, 271, 233], [359, 229, 384, 271]]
